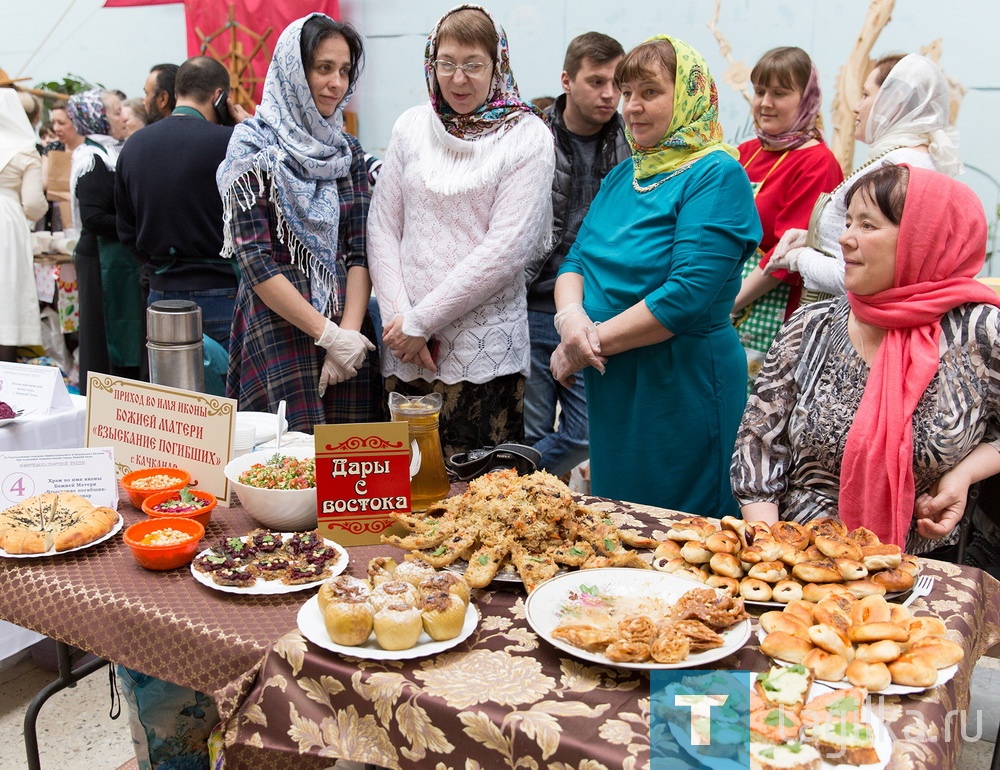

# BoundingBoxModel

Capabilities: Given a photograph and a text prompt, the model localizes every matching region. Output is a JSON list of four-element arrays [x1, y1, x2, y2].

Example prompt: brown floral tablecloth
[[216, 499, 1000, 770]]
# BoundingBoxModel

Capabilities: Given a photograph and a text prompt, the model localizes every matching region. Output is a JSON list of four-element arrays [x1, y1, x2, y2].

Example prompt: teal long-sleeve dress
[[560, 151, 761, 516]]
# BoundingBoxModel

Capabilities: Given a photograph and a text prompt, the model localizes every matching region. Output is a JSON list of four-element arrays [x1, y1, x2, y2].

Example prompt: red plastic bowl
[[142, 488, 218, 528], [123, 517, 204, 570], [121, 467, 192, 509]]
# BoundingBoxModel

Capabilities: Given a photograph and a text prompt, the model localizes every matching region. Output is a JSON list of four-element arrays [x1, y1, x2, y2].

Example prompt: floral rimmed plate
[[296, 593, 479, 660], [524, 567, 752, 670]]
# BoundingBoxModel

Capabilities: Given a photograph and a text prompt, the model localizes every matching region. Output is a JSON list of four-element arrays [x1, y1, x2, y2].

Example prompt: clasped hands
[[550, 303, 606, 387], [315, 319, 375, 395], [762, 228, 808, 276], [383, 315, 436, 372]]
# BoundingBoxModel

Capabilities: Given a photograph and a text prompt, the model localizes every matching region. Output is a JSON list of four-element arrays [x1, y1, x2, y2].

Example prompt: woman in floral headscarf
[[367, 4, 554, 456], [67, 88, 143, 391], [219, 14, 383, 430], [730, 47, 843, 393], [551, 36, 760, 514]]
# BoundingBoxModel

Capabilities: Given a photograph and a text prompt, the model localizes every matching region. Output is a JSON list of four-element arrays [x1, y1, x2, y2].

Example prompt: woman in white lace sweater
[[766, 54, 961, 296], [368, 5, 554, 455]]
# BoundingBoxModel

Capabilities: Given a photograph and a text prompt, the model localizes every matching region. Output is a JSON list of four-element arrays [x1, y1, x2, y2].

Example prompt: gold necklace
[[632, 161, 695, 193]]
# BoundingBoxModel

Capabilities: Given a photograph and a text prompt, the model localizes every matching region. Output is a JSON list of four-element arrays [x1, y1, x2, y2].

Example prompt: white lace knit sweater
[[368, 105, 554, 384]]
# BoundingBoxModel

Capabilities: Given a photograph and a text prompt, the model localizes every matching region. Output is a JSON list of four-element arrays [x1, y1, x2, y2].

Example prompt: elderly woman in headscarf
[[367, 4, 554, 456], [733, 164, 1000, 554], [219, 14, 383, 431], [0, 89, 47, 362], [765, 53, 961, 297], [730, 47, 843, 392], [67, 89, 143, 391], [550, 36, 761, 515]]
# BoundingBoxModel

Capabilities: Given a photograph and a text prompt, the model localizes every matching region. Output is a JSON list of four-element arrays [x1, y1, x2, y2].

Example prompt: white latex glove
[[316, 318, 375, 370], [553, 303, 606, 375], [763, 246, 807, 276], [319, 350, 355, 396]]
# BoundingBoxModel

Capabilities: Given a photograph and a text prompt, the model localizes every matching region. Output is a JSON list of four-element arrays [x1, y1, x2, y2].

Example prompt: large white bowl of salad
[[224, 446, 318, 530]]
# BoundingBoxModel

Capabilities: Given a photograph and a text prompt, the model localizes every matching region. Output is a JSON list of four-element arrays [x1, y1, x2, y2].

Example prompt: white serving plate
[[0, 513, 123, 558], [235, 411, 289, 447], [524, 567, 752, 670]]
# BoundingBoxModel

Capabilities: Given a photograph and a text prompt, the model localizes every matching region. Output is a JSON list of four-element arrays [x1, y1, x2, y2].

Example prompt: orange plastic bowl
[[142, 489, 218, 528], [121, 467, 191, 509], [123, 517, 205, 570]]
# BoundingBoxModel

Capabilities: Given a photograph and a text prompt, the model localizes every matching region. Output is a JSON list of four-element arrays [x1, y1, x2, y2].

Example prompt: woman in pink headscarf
[[732, 164, 1000, 553]]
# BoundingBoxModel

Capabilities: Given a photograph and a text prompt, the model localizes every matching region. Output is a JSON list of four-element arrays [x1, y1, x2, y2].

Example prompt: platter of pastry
[[757, 592, 961, 694], [190, 529, 347, 594], [0, 492, 123, 558], [525, 568, 752, 670], [652, 515, 918, 606], [297, 558, 478, 660]]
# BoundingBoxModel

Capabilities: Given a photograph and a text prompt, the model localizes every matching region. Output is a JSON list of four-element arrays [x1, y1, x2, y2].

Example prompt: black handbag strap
[[447, 444, 541, 481]]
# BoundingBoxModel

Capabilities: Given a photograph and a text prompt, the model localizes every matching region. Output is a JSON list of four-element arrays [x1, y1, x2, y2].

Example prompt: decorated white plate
[[190, 534, 347, 595], [0, 513, 123, 558], [524, 567, 752, 670], [756, 627, 958, 695], [297, 593, 479, 660]]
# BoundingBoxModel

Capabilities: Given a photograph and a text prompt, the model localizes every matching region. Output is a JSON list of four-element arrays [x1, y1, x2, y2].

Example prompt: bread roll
[[720, 515, 750, 548], [861, 543, 902, 570], [771, 580, 804, 604], [324, 599, 375, 646], [897, 554, 920, 577], [680, 540, 714, 564], [792, 558, 843, 584], [803, 647, 849, 681], [705, 574, 739, 595], [667, 516, 717, 542], [855, 639, 902, 664], [846, 659, 892, 691], [709, 551, 744, 578], [770, 521, 810, 551], [872, 568, 915, 593], [808, 623, 853, 659], [811, 605, 851, 640], [888, 653, 938, 687], [748, 560, 788, 583], [705, 530, 741, 554], [373, 603, 424, 650], [815, 535, 863, 562], [760, 631, 814, 664], [908, 637, 964, 669], [851, 594, 891, 625], [740, 540, 783, 564], [784, 599, 817, 625], [906, 616, 947, 641], [849, 622, 910, 644], [653, 539, 682, 559], [738, 577, 773, 602], [889, 604, 913, 625], [776, 541, 808, 567], [759, 612, 811, 641], [805, 517, 848, 543], [835, 558, 869, 581], [847, 526, 881, 547], [676, 565, 710, 583], [801, 582, 851, 603], [844, 579, 887, 599]]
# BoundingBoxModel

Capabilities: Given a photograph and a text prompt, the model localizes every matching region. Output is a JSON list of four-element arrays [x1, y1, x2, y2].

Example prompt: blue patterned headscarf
[[67, 89, 112, 137], [218, 14, 354, 316]]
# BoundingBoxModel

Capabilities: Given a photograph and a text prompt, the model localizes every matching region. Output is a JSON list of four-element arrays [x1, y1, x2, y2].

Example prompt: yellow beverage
[[388, 393, 451, 511]]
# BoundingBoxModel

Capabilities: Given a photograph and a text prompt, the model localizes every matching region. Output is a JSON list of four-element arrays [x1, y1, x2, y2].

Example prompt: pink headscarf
[[754, 62, 823, 152], [839, 166, 1000, 547]]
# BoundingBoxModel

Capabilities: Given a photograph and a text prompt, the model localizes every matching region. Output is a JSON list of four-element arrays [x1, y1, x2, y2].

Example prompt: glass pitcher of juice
[[388, 392, 451, 511]]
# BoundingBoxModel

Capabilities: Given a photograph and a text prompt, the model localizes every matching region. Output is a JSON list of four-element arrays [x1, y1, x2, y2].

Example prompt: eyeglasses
[[433, 60, 491, 78]]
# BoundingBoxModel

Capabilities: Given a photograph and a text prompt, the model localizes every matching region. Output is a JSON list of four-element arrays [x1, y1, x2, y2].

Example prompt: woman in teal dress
[[551, 36, 760, 515]]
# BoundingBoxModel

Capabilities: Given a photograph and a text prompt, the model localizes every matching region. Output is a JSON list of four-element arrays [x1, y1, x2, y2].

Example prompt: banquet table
[[0, 494, 998, 770]]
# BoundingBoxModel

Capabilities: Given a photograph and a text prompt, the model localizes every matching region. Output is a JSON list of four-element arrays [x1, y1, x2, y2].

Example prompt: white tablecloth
[[0, 393, 88, 664]]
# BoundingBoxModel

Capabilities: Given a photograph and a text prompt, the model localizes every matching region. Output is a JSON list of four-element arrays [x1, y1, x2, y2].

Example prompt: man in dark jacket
[[525, 32, 630, 476], [116, 56, 242, 351]]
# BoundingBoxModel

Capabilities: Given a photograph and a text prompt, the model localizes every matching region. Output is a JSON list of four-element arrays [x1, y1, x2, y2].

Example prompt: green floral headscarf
[[629, 35, 737, 180]]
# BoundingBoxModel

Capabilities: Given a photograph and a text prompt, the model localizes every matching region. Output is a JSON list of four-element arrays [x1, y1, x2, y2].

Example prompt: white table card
[[0, 447, 118, 509], [0, 362, 73, 417]]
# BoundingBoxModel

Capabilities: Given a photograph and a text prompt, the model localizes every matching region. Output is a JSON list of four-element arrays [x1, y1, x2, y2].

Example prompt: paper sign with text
[[0, 447, 118, 509], [84, 374, 237, 505], [0, 362, 73, 416], [315, 422, 410, 545]]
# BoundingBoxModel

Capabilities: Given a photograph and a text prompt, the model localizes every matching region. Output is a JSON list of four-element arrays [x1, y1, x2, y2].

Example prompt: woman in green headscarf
[[551, 36, 761, 515]]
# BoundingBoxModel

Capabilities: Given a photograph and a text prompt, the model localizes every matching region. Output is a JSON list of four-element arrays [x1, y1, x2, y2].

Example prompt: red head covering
[[839, 166, 1000, 547]]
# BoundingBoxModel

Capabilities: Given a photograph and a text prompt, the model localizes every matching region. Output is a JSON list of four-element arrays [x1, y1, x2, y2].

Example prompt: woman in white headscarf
[[765, 53, 961, 296], [0, 89, 46, 362], [218, 14, 383, 431]]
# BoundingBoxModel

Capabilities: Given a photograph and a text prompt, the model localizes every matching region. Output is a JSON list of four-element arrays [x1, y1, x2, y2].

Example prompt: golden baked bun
[[759, 611, 811, 641], [808, 623, 853, 659], [771, 580, 804, 604], [738, 577, 772, 602], [906, 616, 947, 641], [680, 540, 714, 564], [373, 603, 424, 650], [667, 516, 717, 542], [367, 556, 398, 586], [844, 579, 887, 599], [908, 637, 964, 669], [419, 590, 467, 641], [324, 598, 375, 646], [835, 558, 868, 581], [709, 552, 744, 579], [847, 526, 881, 547], [803, 647, 849, 681], [784, 600, 817, 625], [748, 560, 788, 583], [851, 595, 891, 625], [776, 541, 808, 567], [888, 653, 938, 687], [770, 521, 810, 551], [370, 580, 420, 612], [676, 564, 710, 583], [801, 582, 851, 604], [860, 543, 902, 570], [705, 574, 740, 595], [792, 558, 843, 584], [654, 556, 689, 574], [319, 575, 371, 612], [653, 539, 682, 559], [760, 631, 814, 664], [815, 535, 863, 562], [849, 621, 910, 644], [889, 604, 913, 625], [872, 568, 915, 593], [897, 554, 920, 577], [805, 517, 848, 543], [811, 605, 851, 641], [419, 572, 470, 606], [394, 558, 437, 587], [846, 659, 892, 691], [740, 539, 783, 563], [705, 530, 741, 555], [854, 639, 902, 664], [720, 515, 750, 548]]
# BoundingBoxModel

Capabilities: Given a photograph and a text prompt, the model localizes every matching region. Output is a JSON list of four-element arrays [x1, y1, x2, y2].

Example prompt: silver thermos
[[147, 300, 205, 392]]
